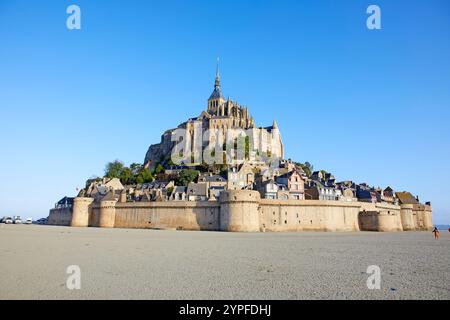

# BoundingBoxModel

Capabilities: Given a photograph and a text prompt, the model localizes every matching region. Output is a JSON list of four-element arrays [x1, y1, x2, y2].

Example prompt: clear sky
[[0, 0, 449, 223]]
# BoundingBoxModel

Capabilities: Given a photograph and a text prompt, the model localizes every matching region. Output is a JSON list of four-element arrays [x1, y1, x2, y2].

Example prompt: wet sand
[[0, 224, 449, 300]]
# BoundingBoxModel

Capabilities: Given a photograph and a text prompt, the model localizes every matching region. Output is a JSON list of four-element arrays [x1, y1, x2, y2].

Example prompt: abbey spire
[[208, 58, 224, 114], [215, 57, 220, 88]]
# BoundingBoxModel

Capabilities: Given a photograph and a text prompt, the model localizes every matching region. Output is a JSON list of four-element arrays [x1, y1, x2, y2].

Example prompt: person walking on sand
[[432, 226, 440, 240]]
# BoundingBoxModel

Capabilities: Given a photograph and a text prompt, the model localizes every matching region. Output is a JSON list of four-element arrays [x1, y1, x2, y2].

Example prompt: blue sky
[[0, 0, 449, 223]]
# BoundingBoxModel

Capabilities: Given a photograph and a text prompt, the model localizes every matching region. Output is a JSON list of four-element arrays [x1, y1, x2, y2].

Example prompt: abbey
[[144, 64, 283, 168]]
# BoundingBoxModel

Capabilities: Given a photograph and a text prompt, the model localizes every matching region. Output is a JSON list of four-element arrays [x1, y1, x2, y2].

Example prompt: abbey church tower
[[206, 60, 255, 129], [207, 61, 226, 116]]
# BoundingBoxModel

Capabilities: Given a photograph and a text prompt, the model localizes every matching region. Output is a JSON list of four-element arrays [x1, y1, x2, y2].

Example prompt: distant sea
[[436, 225, 450, 230]]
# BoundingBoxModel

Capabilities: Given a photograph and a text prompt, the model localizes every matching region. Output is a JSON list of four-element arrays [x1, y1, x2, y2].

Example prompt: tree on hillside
[[304, 162, 314, 176], [155, 164, 165, 175], [245, 136, 250, 160], [136, 168, 153, 185], [176, 169, 199, 186], [105, 160, 125, 179], [296, 161, 314, 177], [120, 167, 135, 185]]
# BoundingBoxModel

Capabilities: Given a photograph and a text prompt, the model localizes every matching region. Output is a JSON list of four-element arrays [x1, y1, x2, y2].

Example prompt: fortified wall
[[48, 190, 433, 232]]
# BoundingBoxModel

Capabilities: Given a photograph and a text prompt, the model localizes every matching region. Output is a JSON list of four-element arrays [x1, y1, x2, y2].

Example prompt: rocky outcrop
[[144, 130, 176, 169]]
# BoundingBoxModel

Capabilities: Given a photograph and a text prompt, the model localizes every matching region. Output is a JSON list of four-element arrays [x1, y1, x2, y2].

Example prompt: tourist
[[432, 226, 440, 240]]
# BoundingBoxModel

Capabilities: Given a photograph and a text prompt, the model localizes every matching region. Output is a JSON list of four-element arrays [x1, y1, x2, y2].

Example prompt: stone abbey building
[[144, 64, 283, 168]]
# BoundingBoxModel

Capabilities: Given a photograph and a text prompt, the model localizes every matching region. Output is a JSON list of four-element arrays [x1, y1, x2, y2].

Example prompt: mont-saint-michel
[[1, 1, 449, 303], [47, 66, 433, 233]]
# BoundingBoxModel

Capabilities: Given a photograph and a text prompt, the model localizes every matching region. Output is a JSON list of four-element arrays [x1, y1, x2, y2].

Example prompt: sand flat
[[0, 224, 449, 300]]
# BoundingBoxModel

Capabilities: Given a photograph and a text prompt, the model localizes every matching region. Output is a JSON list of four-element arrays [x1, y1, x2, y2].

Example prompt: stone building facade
[[144, 65, 283, 168]]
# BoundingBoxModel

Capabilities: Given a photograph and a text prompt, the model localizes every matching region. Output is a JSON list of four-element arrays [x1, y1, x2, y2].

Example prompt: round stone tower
[[400, 204, 416, 231], [424, 203, 433, 231], [71, 197, 94, 227], [219, 190, 260, 232], [98, 199, 117, 228]]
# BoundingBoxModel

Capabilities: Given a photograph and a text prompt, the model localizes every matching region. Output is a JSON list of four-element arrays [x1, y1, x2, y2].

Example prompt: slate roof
[[101, 191, 117, 201], [395, 192, 418, 204], [142, 181, 170, 189], [57, 197, 74, 206], [173, 186, 187, 194], [209, 86, 223, 100], [356, 189, 376, 200], [187, 183, 208, 196], [277, 169, 302, 180], [199, 175, 227, 182]]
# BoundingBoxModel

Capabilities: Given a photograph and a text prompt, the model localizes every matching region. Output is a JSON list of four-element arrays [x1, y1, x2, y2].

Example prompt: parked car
[[36, 218, 48, 225], [25, 217, 33, 224], [4, 217, 13, 224], [13, 216, 22, 224]]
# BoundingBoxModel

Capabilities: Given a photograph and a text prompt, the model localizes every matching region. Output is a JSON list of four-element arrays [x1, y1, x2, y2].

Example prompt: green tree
[[155, 164, 165, 174], [166, 158, 175, 167], [296, 161, 314, 177], [245, 136, 250, 160], [120, 167, 135, 185], [105, 160, 125, 179], [167, 186, 174, 197], [176, 169, 199, 186], [198, 161, 210, 173], [136, 168, 153, 184]]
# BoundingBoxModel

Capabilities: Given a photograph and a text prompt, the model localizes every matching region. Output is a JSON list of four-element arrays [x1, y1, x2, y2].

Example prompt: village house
[[336, 181, 357, 201], [141, 181, 175, 201], [275, 169, 305, 200], [198, 173, 227, 188], [164, 165, 190, 175], [310, 171, 330, 182], [170, 186, 187, 201], [305, 170, 340, 201], [55, 196, 74, 209], [340, 188, 356, 202], [395, 191, 419, 205], [209, 186, 225, 200], [227, 162, 255, 190], [81, 177, 124, 200], [198, 173, 227, 199], [259, 179, 288, 199], [356, 184, 380, 203], [381, 186, 396, 204], [304, 181, 340, 201], [187, 182, 208, 201]]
